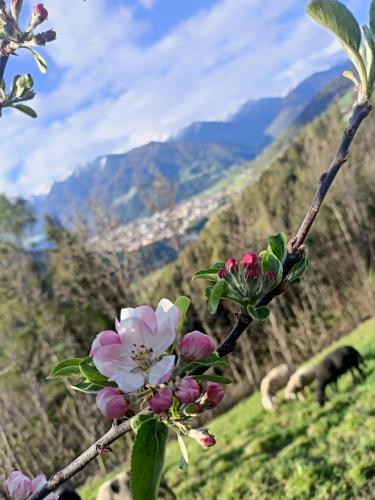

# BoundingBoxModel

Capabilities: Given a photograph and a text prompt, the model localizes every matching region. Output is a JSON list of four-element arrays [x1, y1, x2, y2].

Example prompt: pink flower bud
[[217, 268, 228, 279], [4, 471, 31, 499], [242, 252, 261, 279], [180, 331, 215, 361], [28, 3, 48, 30], [175, 376, 201, 404], [90, 330, 121, 356], [225, 258, 237, 272], [205, 382, 225, 406], [96, 387, 129, 420], [149, 387, 173, 413], [10, 0, 23, 20], [242, 252, 258, 266], [188, 428, 216, 448], [265, 271, 276, 281]]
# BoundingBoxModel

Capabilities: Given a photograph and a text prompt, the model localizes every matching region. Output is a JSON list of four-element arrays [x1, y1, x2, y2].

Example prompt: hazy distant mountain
[[30, 63, 347, 239], [175, 63, 346, 149]]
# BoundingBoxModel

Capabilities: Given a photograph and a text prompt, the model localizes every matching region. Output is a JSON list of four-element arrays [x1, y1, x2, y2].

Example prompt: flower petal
[[154, 299, 179, 356], [31, 474, 47, 493], [110, 372, 144, 393], [120, 305, 157, 334], [93, 344, 136, 378], [149, 355, 175, 386], [117, 316, 157, 349]]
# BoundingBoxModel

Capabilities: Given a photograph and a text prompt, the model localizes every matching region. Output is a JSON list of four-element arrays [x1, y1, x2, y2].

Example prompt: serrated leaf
[[79, 357, 115, 386], [71, 381, 104, 394], [287, 254, 310, 283], [307, 0, 367, 96], [268, 232, 287, 263], [193, 263, 225, 281], [178, 353, 227, 375], [208, 279, 227, 314], [12, 104, 37, 118], [175, 296, 190, 333], [177, 434, 189, 471], [193, 374, 232, 384], [131, 414, 156, 435], [48, 358, 82, 379], [131, 419, 169, 500], [247, 305, 271, 322]]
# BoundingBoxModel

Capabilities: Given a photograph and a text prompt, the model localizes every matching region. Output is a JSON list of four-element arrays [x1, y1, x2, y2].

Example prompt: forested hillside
[[141, 101, 375, 394], [1, 99, 374, 488]]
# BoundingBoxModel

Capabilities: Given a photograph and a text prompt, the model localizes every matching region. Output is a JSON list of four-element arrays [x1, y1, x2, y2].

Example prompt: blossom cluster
[[217, 252, 278, 301], [90, 299, 225, 447], [4, 472, 58, 500]]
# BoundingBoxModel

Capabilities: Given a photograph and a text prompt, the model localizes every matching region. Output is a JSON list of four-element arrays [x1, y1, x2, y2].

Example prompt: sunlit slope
[[164, 318, 375, 499]]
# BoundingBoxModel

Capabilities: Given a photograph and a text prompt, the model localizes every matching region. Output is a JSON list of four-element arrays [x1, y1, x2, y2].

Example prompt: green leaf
[[177, 434, 189, 471], [287, 254, 309, 283], [362, 25, 375, 91], [268, 233, 287, 263], [48, 358, 82, 379], [192, 263, 225, 281], [247, 305, 271, 322], [79, 357, 116, 386], [307, 0, 367, 96], [193, 374, 232, 384], [260, 249, 283, 290], [175, 296, 191, 333], [131, 418, 169, 500], [22, 47, 48, 73], [12, 104, 37, 118], [208, 279, 227, 314], [71, 381, 104, 394], [131, 414, 155, 435], [178, 353, 227, 375], [370, 0, 375, 34]]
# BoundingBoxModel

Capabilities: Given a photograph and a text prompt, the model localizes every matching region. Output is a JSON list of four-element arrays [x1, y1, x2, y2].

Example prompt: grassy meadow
[[80, 317, 375, 499]]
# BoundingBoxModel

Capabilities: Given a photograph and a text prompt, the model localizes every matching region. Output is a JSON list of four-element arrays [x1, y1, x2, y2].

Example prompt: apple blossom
[[93, 299, 179, 393], [188, 428, 216, 448], [225, 258, 238, 272], [180, 331, 215, 361], [205, 382, 225, 406], [28, 3, 48, 31], [149, 387, 173, 413], [10, 0, 23, 20], [90, 330, 121, 356], [96, 387, 129, 420], [4, 472, 58, 500], [175, 377, 201, 404]]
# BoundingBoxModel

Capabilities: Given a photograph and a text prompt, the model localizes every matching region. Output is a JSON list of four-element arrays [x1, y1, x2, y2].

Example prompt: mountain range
[[30, 62, 349, 240]]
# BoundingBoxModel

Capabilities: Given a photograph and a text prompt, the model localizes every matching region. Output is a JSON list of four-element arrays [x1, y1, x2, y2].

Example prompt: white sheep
[[260, 363, 295, 411], [284, 365, 316, 401], [96, 472, 131, 500]]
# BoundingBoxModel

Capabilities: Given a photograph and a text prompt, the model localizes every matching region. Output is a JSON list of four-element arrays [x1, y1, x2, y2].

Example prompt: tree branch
[[28, 418, 134, 500], [26, 99, 373, 499], [0, 54, 8, 82]]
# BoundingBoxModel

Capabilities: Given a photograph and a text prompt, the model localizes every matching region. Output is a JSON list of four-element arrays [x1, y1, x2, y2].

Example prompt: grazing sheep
[[284, 365, 316, 401], [315, 345, 364, 406], [59, 489, 81, 500], [260, 363, 295, 411], [96, 471, 175, 500]]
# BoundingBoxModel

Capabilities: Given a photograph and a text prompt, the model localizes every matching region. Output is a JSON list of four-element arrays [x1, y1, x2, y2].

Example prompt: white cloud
[[0, 0, 362, 197], [138, 0, 155, 10]]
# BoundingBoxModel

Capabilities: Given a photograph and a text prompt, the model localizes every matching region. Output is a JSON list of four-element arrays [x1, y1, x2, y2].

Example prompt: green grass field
[[80, 317, 375, 499]]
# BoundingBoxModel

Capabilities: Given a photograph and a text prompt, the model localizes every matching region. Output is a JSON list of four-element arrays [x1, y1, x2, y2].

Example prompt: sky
[[0, 0, 369, 198]]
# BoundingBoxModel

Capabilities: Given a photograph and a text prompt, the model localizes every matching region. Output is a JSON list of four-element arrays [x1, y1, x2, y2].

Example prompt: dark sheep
[[315, 345, 365, 406], [58, 489, 81, 499]]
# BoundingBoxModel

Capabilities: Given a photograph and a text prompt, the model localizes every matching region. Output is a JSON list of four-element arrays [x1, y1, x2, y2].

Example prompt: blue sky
[[0, 0, 369, 197]]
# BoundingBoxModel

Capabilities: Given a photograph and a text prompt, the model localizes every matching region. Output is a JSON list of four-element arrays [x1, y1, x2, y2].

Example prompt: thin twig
[[27, 99, 373, 499]]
